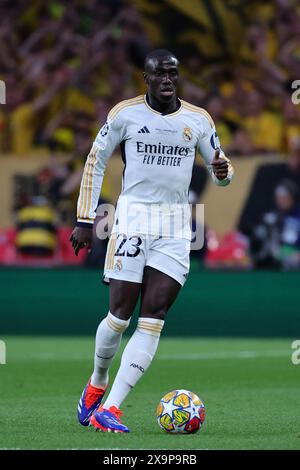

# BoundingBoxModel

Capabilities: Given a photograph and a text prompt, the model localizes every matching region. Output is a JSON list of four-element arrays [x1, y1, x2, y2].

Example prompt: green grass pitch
[[0, 336, 299, 450]]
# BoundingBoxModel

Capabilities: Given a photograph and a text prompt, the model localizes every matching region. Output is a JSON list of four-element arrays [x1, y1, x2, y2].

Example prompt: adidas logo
[[138, 126, 150, 134], [130, 363, 145, 373]]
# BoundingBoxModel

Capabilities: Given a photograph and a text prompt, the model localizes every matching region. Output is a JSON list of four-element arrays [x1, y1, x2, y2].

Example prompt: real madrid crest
[[114, 258, 123, 272], [183, 127, 192, 141]]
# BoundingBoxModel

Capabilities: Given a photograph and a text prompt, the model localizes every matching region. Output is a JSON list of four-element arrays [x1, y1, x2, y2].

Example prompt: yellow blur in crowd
[[1, 0, 300, 160]]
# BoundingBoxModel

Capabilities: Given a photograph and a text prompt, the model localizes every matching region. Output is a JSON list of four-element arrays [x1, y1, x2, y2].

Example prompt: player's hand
[[69, 226, 93, 256], [211, 148, 229, 180]]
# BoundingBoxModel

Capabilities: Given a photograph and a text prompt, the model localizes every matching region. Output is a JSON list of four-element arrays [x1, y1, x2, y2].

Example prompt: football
[[156, 389, 205, 434]]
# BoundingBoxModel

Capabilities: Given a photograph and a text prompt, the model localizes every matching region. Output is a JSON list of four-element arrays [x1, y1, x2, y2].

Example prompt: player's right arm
[[70, 110, 124, 255]]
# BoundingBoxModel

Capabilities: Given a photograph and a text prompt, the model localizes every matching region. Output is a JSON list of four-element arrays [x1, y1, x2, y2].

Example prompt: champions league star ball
[[156, 389, 205, 434]]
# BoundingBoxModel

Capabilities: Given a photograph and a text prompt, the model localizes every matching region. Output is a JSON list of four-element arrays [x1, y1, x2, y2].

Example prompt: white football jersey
[[77, 94, 234, 238]]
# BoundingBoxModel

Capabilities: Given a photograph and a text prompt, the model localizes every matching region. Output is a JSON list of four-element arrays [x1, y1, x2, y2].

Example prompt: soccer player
[[70, 49, 234, 433]]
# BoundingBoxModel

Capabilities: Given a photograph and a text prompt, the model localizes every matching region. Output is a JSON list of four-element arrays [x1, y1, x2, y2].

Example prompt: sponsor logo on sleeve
[[210, 131, 220, 150]]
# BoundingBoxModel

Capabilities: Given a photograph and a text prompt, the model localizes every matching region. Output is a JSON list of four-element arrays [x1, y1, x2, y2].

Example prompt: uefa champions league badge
[[100, 121, 109, 137]]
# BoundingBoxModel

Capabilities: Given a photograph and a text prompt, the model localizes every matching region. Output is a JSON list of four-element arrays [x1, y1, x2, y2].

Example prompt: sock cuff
[[106, 311, 130, 333], [137, 317, 165, 337]]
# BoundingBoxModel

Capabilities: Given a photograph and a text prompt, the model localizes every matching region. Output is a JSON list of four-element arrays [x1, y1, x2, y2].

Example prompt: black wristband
[[76, 221, 93, 229]]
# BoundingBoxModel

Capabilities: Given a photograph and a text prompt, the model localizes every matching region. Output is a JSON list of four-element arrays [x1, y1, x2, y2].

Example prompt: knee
[[109, 279, 140, 321], [109, 303, 132, 322], [140, 298, 169, 320], [109, 289, 135, 321], [140, 310, 166, 321]]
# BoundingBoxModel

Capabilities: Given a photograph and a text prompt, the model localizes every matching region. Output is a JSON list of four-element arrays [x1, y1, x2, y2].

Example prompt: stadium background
[[0, 0, 300, 450], [1, 0, 300, 335]]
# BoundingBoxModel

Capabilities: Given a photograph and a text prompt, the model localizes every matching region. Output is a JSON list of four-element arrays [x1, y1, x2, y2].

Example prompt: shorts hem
[[103, 272, 143, 284], [145, 261, 186, 286]]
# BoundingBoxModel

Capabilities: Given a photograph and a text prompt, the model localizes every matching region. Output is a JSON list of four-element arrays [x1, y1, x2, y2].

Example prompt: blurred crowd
[[0, 0, 149, 158], [0, 0, 300, 159], [178, 0, 300, 160], [250, 179, 300, 269]]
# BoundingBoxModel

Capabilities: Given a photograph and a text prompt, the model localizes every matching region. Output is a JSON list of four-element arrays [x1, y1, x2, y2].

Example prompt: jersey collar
[[143, 94, 182, 117]]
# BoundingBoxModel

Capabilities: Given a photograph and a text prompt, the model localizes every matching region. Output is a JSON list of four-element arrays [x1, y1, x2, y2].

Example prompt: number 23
[[115, 235, 142, 257]]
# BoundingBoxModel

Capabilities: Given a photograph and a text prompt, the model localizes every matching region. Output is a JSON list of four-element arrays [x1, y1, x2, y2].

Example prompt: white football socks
[[91, 311, 130, 389], [103, 317, 164, 409]]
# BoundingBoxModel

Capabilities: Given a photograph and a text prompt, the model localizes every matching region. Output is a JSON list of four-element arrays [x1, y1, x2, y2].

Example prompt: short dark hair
[[144, 49, 178, 70]]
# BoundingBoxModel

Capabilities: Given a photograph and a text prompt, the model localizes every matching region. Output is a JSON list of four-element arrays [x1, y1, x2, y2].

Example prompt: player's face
[[144, 57, 179, 103]]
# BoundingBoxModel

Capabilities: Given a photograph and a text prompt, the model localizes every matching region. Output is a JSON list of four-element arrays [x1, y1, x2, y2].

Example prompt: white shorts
[[103, 234, 190, 286]]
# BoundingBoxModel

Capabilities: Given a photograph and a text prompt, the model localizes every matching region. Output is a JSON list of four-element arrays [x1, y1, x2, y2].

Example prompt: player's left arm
[[197, 116, 234, 186]]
